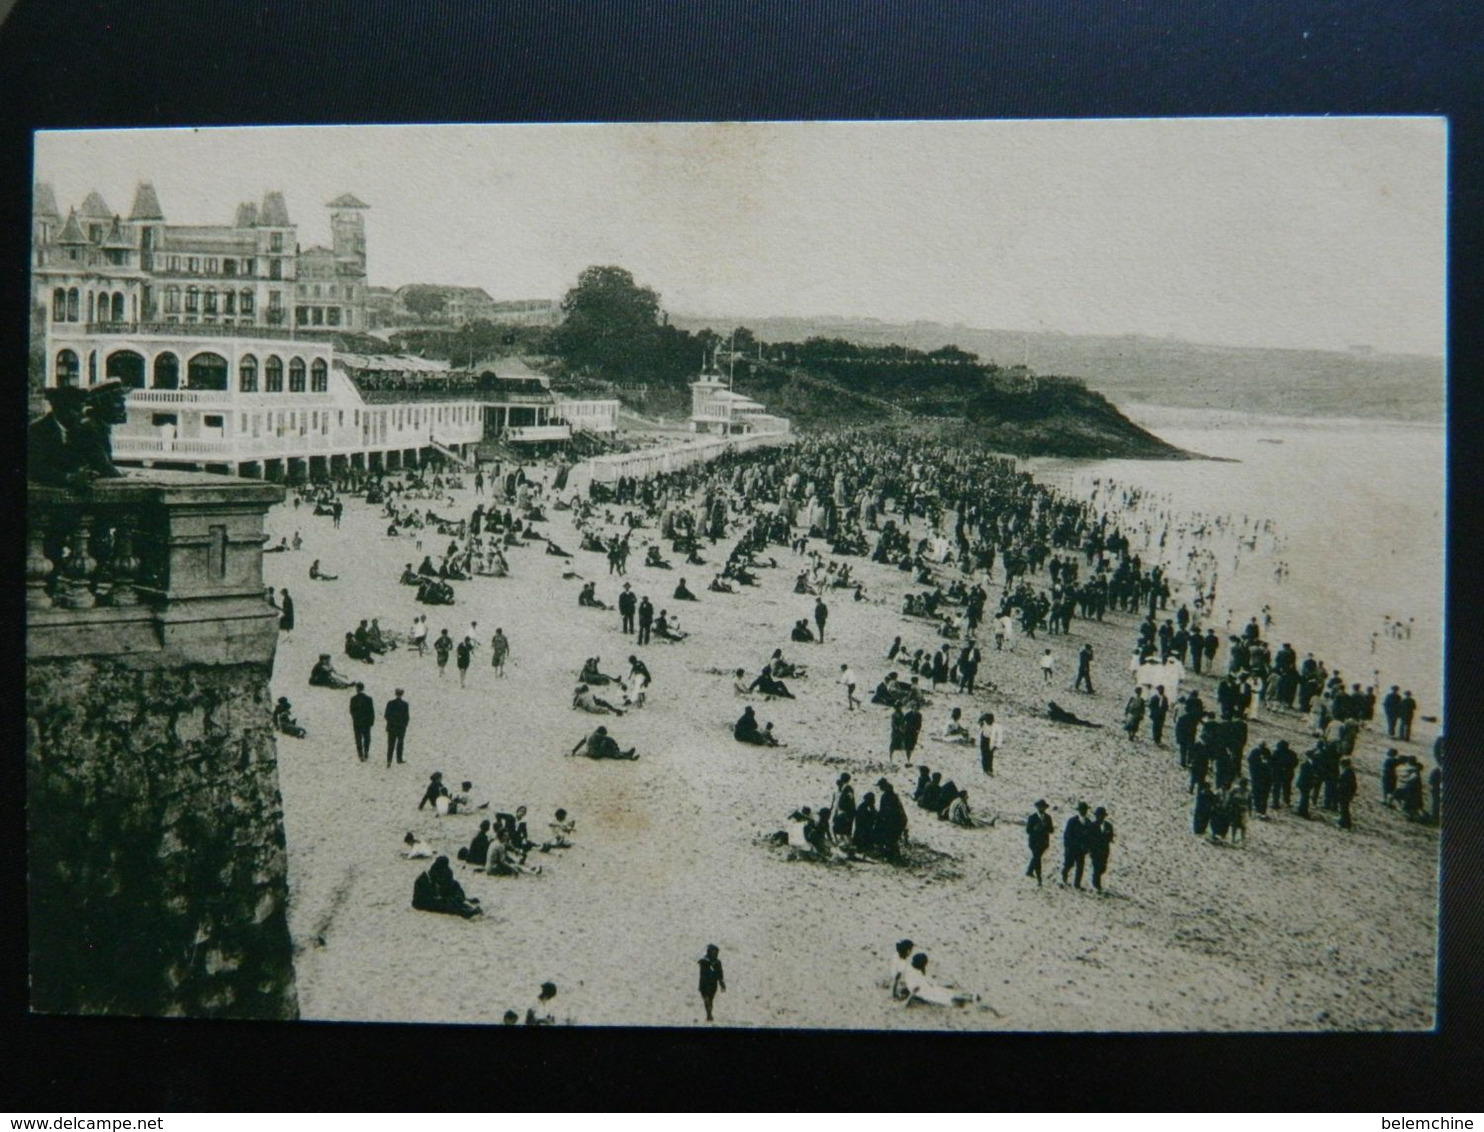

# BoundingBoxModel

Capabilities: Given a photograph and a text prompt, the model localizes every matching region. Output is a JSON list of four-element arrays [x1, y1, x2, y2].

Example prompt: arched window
[[52, 288, 66, 321], [310, 358, 328, 392], [239, 354, 259, 393], [186, 352, 229, 391], [111, 293, 125, 322], [265, 355, 283, 392], [153, 352, 180, 390], [165, 285, 181, 314], [185, 286, 199, 313], [105, 350, 146, 389], [288, 357, 306, 393], [67, 288, 79, 321], [55, 350, 80, 387]]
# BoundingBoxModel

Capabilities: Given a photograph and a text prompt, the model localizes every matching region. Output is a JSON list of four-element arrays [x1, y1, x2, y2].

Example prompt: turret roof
[[80, 190, 112, 219], [327, 192, 369, 209], [129, 181, 165, 220], [258, 190, 291, 227], [234, 201, 259, 228], [34, 182, 59, 218], [56, 209, 89, 244]]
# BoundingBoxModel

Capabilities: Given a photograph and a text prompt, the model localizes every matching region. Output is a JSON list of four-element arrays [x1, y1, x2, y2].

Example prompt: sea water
[[1026, 405, 1445, 719]]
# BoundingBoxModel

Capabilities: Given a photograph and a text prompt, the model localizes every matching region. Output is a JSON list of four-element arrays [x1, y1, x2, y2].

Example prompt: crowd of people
[[264, 420, 1439, 1027]]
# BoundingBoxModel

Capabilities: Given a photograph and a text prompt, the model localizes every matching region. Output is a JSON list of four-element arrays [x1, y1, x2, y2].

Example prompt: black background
[[1, 0, 1480, 1111]]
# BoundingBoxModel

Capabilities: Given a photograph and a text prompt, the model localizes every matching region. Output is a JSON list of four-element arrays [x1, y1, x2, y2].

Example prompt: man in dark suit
[[875, 778, 908, 857], [384, 688, 410, 766], [349, 682, 375, 762], [1087, 807, 1115, 893], [637, 596, 654, 646], [1147, 685, 1169, 746], [814, 597, 828, 643], [618, 583, 637, 634], [1025, 800, 1053, 885], [1336, 757, 1358, 830], [1061, 801, 1092, 888]]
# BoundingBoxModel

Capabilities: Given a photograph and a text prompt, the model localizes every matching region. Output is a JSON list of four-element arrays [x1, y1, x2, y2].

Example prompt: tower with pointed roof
[[129, 182, 166, 271]]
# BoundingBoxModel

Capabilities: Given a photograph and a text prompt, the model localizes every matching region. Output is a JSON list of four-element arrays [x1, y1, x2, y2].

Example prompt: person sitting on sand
[[674, 577, 698, 601], [264, 537, 289, 554], [573, 683, 626, 715], [570, 725, 638, 761], [543, 809, 575, 851], [418, 555, 438, 576], [412, 856, 482, 919], [344, 631, 375, 665], [769, 649, 806, 679], [891, 938, 916, 999], [485, 831, 543, 877], [309, 653, 355, 689], [309, 558, 338, 581], [903, 952, 974, 1007], [645, 545, 673, 570], [579, 657, 619, 686], [653, 610, 688, 641], [912, 766, 932, 805], [941, 788, 974, 826], [791, 618, 816, 643], [748, 666, 795, 700], [734, 706, 770, 745], [456, 820, 493, 868], [732, 667, 754, 696], [400, 563, 421, 586], [938, 707, 972, 744], [709, 575, 735, 594], [402, 831, 435, 859], [272, 696, 307, 738], [1047, 701, 1103, 728], [545, 539, 573, 558], [785, 808, 815, 854]]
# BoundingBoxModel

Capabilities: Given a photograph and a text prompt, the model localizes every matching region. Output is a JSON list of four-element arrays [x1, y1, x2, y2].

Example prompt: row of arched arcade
[[53, 348, 329, 393]]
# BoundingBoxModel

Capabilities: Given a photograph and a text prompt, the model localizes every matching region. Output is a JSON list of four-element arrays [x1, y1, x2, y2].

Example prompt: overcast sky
[[36, 118, 1445, 355]]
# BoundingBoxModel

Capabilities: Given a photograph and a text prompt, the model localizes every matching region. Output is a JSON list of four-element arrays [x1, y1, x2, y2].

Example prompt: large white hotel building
[[31, 181, 617, 480]]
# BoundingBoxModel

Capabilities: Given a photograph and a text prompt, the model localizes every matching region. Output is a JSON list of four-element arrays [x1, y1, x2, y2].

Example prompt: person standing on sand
[[902, 705, 924, 765], [638, 596, 654, 646], [278, 588, 295, 636], [1336, 757, 1358, 830], [490, 627, 510, 676], [839, 664, 861, 711], [456, 636, 473, 688], [814, 596, 829, 643], [978, 712, 1001, 776], [889, 705, 908, 762], [349, 682, 375, 762], [1061, 802, 1091, 889], [1087, 807, 1115, 892], [434, 629, 453, 677], [1039, 648, 1054, 684], [384, 688, 410, 766], [1074, 643, 1095, 694], [1148, 685, 1169, 746], [1025, 800, 1053, 885], [618, 583, 637, 635], [1123, 687, 1146, 741], [698, 944, 726, 1023]]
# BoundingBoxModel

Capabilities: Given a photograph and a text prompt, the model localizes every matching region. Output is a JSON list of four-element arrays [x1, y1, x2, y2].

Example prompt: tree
[[554, 266, 663, 377], [400, 286, 446, 322]]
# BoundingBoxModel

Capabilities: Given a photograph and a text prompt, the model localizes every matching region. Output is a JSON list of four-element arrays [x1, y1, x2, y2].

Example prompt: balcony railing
[[27, 470, 284, 667], [71, 321, 312, 341]]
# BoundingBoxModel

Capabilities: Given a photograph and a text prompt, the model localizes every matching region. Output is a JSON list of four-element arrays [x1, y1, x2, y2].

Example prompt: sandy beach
[[263, 462, 1439, 1031]]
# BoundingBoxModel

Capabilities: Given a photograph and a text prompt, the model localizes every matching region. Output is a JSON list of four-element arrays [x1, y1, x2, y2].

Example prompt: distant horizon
[[663, 310, 1448, 361]]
